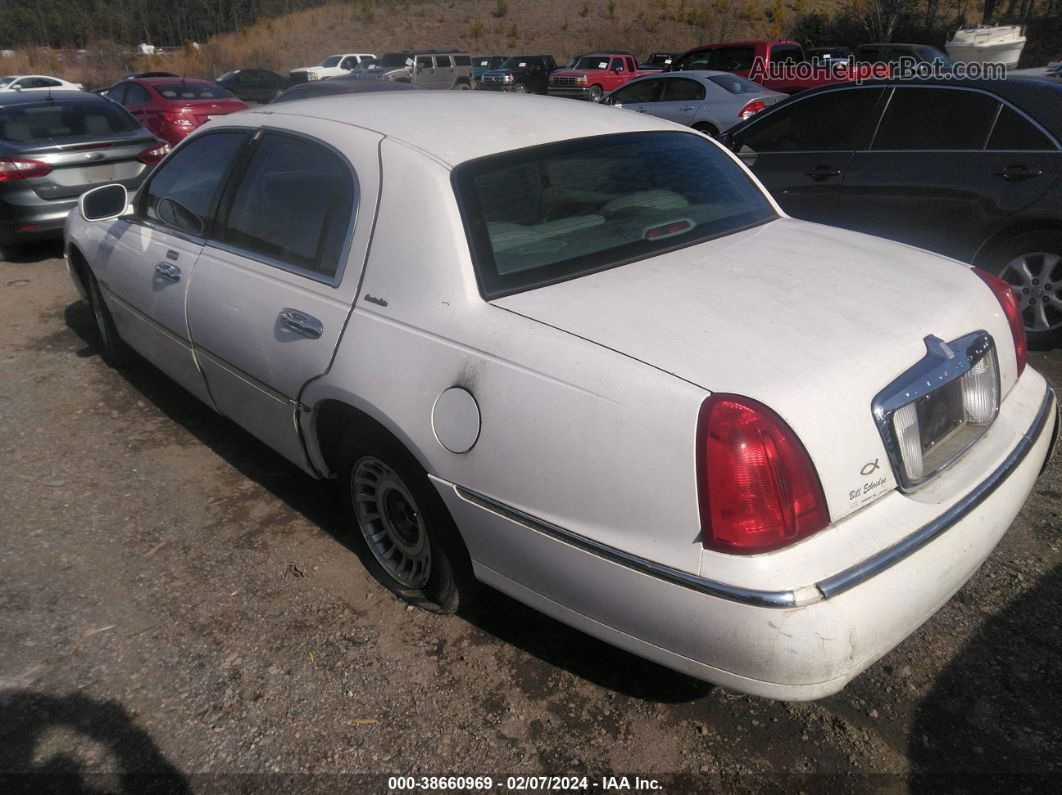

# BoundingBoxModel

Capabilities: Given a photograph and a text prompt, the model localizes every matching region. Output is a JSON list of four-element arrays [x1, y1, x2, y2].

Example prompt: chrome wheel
[[351, 457, 431, 589], [1000, 251, 1062, 333]]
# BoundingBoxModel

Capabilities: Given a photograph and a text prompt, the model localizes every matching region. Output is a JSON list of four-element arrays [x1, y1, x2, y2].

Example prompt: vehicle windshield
[[500, 56, 534, 69], [455, 132, 776, 298], [320, 56, 343, 67], [572, 56, 611, 70], [218, 70, 238, 81], [914, 46, 954, 67], [376, 53, 411, 68], [707, 74, 764, 94], [0, 100, 139, 142], [476, 57, 493, 67], [154, 82, 234, 100]]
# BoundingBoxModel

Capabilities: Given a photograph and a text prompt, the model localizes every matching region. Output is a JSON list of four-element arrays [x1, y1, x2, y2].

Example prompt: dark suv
[[477, 55, 557, 94]]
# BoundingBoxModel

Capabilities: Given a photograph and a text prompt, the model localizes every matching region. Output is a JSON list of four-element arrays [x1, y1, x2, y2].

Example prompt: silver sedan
[[600, 70, 785, 136]]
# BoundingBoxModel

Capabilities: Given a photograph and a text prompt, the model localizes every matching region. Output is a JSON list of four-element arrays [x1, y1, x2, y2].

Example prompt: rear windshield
[[707, 74, 765, 94], [572, 56, 611, 70], [0, 100, 139, 143], [455, 132, 776, 298], [154, 83, 233, 100]]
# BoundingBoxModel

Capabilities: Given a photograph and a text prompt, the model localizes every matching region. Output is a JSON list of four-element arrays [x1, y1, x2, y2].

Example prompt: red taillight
[[697, 394, 829, 554], [974, 268, 1027, 377], [0, 157, 53, 182], [739, 100, 767, 120], [137, 142, 171, 165]]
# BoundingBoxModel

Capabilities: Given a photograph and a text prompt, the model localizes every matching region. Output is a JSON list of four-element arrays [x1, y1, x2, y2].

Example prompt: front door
[[99, 130, 251, 404], [733, 86, 886, 223], [186, 126, 382, 470], [833, 86, 1062, 262]]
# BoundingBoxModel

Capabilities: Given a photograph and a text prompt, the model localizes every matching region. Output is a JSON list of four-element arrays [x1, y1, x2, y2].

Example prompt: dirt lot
[[1, 245, 1060, 793]]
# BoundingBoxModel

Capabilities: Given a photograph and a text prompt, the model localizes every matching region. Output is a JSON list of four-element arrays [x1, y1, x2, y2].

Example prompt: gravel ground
[[1, 245, 1060, 793]]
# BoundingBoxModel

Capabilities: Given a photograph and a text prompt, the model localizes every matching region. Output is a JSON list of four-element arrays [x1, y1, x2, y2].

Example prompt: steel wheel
[[351, 456, 431, 589], [512, 82, 528, 94], [999, 250, 1062, 333]]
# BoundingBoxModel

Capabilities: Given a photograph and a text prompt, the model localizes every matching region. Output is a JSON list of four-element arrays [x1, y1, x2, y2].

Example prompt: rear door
[[654, 76, 705, 125], [186, 126, 381, 469], [834, 86, 1062, 261], [732, 86, 886, 222], [435, 55, 455, 88], [99, 130, 251, 404]]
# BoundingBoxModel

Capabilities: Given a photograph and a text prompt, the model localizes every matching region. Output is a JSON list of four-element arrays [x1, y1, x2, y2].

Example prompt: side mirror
[[79, 184, 129, 222], [11, 84, 21, 91], [612, 64, 623, 73], [718, 131, 737, 151]]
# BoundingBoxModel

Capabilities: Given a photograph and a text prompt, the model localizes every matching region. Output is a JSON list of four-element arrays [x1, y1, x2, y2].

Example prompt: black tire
[[511, 82, 529, 94], [693, 122, 719, 137], [456, 81, 471, 90], [339, 427, 477, 614], [587, 85, 603, 102], [982, 230, 1062, 350], [86, 270, 134, 366]]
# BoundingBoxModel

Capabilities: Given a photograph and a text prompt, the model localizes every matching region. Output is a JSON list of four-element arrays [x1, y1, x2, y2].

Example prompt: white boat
[[946, 25, 1026, 68]]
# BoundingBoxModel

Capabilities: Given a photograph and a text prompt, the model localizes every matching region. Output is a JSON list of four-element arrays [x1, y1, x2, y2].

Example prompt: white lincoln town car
[[65, 93, 1058, 700]]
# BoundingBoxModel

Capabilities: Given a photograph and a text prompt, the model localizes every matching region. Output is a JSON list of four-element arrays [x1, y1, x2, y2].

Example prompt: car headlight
[[575, 75, 588, 84], [502, 74, 514, 83], [307, 73, 319, 81]]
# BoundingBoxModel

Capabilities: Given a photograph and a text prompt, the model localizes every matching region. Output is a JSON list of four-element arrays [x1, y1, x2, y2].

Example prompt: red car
[[101, 77, 249, 146]]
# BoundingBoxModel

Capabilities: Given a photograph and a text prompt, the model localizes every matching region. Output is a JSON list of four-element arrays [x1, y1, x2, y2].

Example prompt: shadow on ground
[[0, 690, 188, 794], [2, 241, 64, 266], [63, 300, 710, 704], [909, 565, 1062, 790]]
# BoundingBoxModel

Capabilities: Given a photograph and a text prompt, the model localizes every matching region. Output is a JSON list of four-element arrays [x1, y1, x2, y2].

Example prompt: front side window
[[873, 88, 998, 150], [416, 56, 433, 70], [611, 78, 660, 104], [455, 132, 776, 298], [140, 131, 249, 235], [736, 88, 884, 153], [218, 134, 356, 280], [436, 56, 453, 68]]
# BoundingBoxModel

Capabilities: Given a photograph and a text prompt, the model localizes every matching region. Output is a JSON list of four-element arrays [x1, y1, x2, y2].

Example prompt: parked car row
[[62, 91, 1058, 703]]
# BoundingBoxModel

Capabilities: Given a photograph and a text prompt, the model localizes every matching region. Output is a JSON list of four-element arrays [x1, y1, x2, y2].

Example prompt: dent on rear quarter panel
[[305, 138, 712, 575]]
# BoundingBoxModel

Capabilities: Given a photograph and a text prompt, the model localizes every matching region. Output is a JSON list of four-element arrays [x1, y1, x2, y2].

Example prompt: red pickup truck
[[669, 40, 885, 95], [547, 53, 650, 101]]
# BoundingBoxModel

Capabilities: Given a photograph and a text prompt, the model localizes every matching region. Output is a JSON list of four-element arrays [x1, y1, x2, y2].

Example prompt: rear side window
[[736, 88, 884, 153], [219, 134, 356, 280], [455, 132, 776, 298], [987, 105, 1056, 151], [0, 100, 139, 143], [873, 88, 999, 150], [661, 78, 705, 102], [455, 55, 471, 66], [124, 83, 150, 105], [140, 131, 249, 234], [107, 83, 128, 104]]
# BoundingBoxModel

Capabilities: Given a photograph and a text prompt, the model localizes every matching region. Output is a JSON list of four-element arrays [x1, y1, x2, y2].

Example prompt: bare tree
[[848, 0, 916, 41]]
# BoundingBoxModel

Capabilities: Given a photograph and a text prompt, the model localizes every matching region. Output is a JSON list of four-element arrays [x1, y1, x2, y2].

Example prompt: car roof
[[138, 77, 215, 85], [2, 74, 65, 80], [252, 92, 678, 166], [0, 90, 100, 107], [799, 77, 1062, 135]]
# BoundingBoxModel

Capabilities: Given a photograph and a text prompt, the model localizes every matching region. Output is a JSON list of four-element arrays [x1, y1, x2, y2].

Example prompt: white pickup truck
[[288, 53, 375, 83]]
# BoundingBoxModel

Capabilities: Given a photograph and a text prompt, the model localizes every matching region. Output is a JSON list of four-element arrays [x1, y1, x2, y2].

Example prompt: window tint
[[661, 78, 705, 102], [987, 105, 1056, 151], [674, 47, 756, 72], [124, 84, 150, 105], [873, 88, 998, 150], [220, 134, 356, 279], [771, 45, 804, 64], [736, 88, 884, 153], [455, 55, 471, 66], [455, 132, 776, 298], [106, 83, 127, 104], [141, 132, 248, 234], [612, 79, 660, 104], [416, 56, 432, 69], [707, 74, 764, 94], [436, 56, 453, 68], [0, 100, 139, 143]]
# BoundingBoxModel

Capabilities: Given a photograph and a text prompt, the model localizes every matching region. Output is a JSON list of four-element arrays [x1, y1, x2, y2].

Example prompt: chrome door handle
[[154, 262, 181, 282], [679, 105, 695, 111], [279, 308, 323, 339]]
